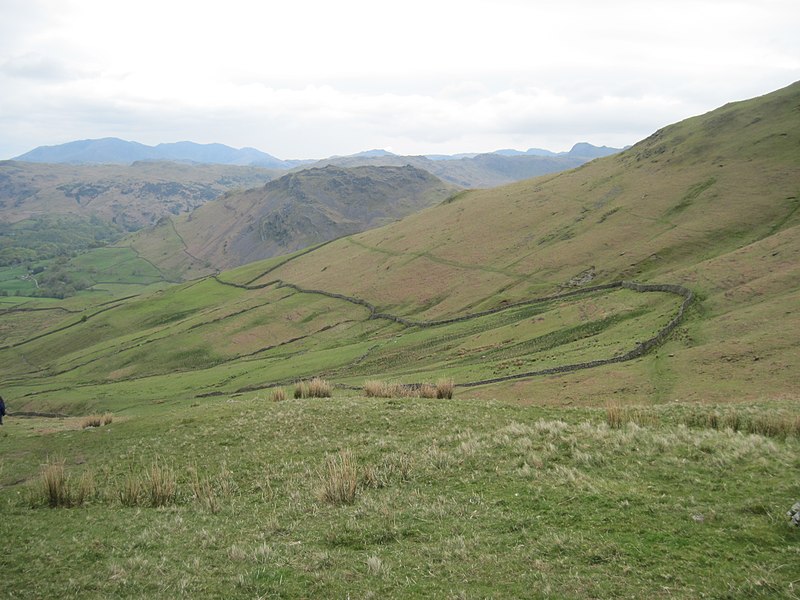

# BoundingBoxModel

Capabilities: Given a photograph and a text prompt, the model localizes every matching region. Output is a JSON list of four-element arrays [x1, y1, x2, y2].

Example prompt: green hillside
[[1, 82, 799, 598]]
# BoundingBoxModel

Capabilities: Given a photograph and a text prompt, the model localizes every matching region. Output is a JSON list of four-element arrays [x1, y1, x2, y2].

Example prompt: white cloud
[[0, 0, 798, 158]]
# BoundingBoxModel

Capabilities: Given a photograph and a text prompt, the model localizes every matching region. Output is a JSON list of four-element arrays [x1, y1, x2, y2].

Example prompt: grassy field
[[1, 394, 799, 598], [0, 83, 799, 597]]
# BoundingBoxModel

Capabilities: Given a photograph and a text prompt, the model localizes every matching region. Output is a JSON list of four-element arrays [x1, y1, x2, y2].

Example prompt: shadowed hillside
[[124, 165, 459, 278]]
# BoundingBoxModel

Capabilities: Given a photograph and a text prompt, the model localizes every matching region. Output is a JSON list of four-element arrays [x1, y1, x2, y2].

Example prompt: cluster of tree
[[0, 214, 124, 267], [29, 258, 93, 299], [0, 214, 125, 298]]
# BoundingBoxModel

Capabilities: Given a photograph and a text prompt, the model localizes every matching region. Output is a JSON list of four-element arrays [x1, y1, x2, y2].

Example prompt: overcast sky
[[1, 0, 798, 159]]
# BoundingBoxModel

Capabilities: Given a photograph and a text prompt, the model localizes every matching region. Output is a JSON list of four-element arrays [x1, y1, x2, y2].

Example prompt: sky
[[1, 0, 798, 160]]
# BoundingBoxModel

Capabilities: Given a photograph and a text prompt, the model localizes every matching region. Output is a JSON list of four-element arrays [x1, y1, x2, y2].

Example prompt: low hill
[[13, 138, 304, 169], [0, 160, 279, 229], [124, 164, 459, 278]]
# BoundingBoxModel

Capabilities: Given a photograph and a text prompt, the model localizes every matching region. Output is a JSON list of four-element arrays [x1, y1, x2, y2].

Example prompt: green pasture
[[1, 394, 798, 598]]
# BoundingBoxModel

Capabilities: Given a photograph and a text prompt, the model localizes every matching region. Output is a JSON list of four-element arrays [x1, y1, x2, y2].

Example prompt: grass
[[2, 395, 799, 597], [79, 413, 113, 428], [35, 457, 96, 508], [435, 377, 454, 399], [294, 377, 333, 399], [317, 448, 358, 505]]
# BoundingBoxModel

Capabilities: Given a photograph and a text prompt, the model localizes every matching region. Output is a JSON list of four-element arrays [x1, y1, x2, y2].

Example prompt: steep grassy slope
[[125, 165, 459, 277]]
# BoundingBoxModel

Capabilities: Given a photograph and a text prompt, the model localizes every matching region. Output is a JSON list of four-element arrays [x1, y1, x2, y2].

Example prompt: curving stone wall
[[228, 277, 694, 388]]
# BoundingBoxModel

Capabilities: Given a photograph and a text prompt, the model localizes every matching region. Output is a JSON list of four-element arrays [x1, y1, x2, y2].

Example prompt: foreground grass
[[1, 395, 798, 598]]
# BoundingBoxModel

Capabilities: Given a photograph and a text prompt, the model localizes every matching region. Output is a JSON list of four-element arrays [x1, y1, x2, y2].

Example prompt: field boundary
[[213, 275, 694, 389]]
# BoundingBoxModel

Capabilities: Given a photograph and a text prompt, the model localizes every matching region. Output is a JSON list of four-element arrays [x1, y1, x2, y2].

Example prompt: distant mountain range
[[299, 151, 599, 189], [13, 138, 311, 169], [13, 138, 621, 176]]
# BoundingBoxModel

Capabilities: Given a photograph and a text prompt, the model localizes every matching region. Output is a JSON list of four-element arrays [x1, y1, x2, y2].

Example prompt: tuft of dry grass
[[436, 378, 454, 400], [363, 380, 414, 398], [296, 378, 333, 399], [35, 460, 96, 508], [606, 403, 659, 429], [74, 471, 96, 506], [80, 415, 103, 429], [40, 458, 71, 508], [683, 408, 800, 438], [419, 383, 438, 398], [317, 449, 358, 505], [364, 380, 389, 397], [271, 388, 286, 402], [364, 379, 450, 399], [80, 413, 113, 429], [146, 460, 177, 507], [309, 377, 333, 398], [118, 472, 143, 507], [190, 468, 220, 513]]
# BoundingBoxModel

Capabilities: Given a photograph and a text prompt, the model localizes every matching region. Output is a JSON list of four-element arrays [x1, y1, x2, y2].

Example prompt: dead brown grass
[[684, 409, 800, 438], [363, 379, 452, 399], [606, 403, 660, 429], [40, 458, 71, 508], [296, 378, 333, 399], [271, 388, 287, 402], [79, 413, 113, 429], [317, 449, 357, 505], [436, 378, 455, 399], [145, 460, 177, 507]]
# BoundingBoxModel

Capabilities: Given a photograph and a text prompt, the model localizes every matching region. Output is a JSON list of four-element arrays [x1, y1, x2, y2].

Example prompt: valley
[[0, 82, 798, 598]]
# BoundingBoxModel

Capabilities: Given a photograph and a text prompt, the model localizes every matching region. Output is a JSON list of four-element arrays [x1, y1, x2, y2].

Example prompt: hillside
[[124, 165, 459, 278], [1, 83, 799, 599], [0, 81, 797, 404], [0, 160, 279, 229]]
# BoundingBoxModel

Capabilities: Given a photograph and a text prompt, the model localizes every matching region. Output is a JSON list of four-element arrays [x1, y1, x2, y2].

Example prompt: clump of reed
[[435, 378, 455, 399], [317, 449, 358, 505], [683, 408, 800, 438], [80, 413, 113, 429], [295, 377, 332, 399], [605, 403, 660, 429], [36, 457, 96, 508], [362, 378, 454, 399]]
